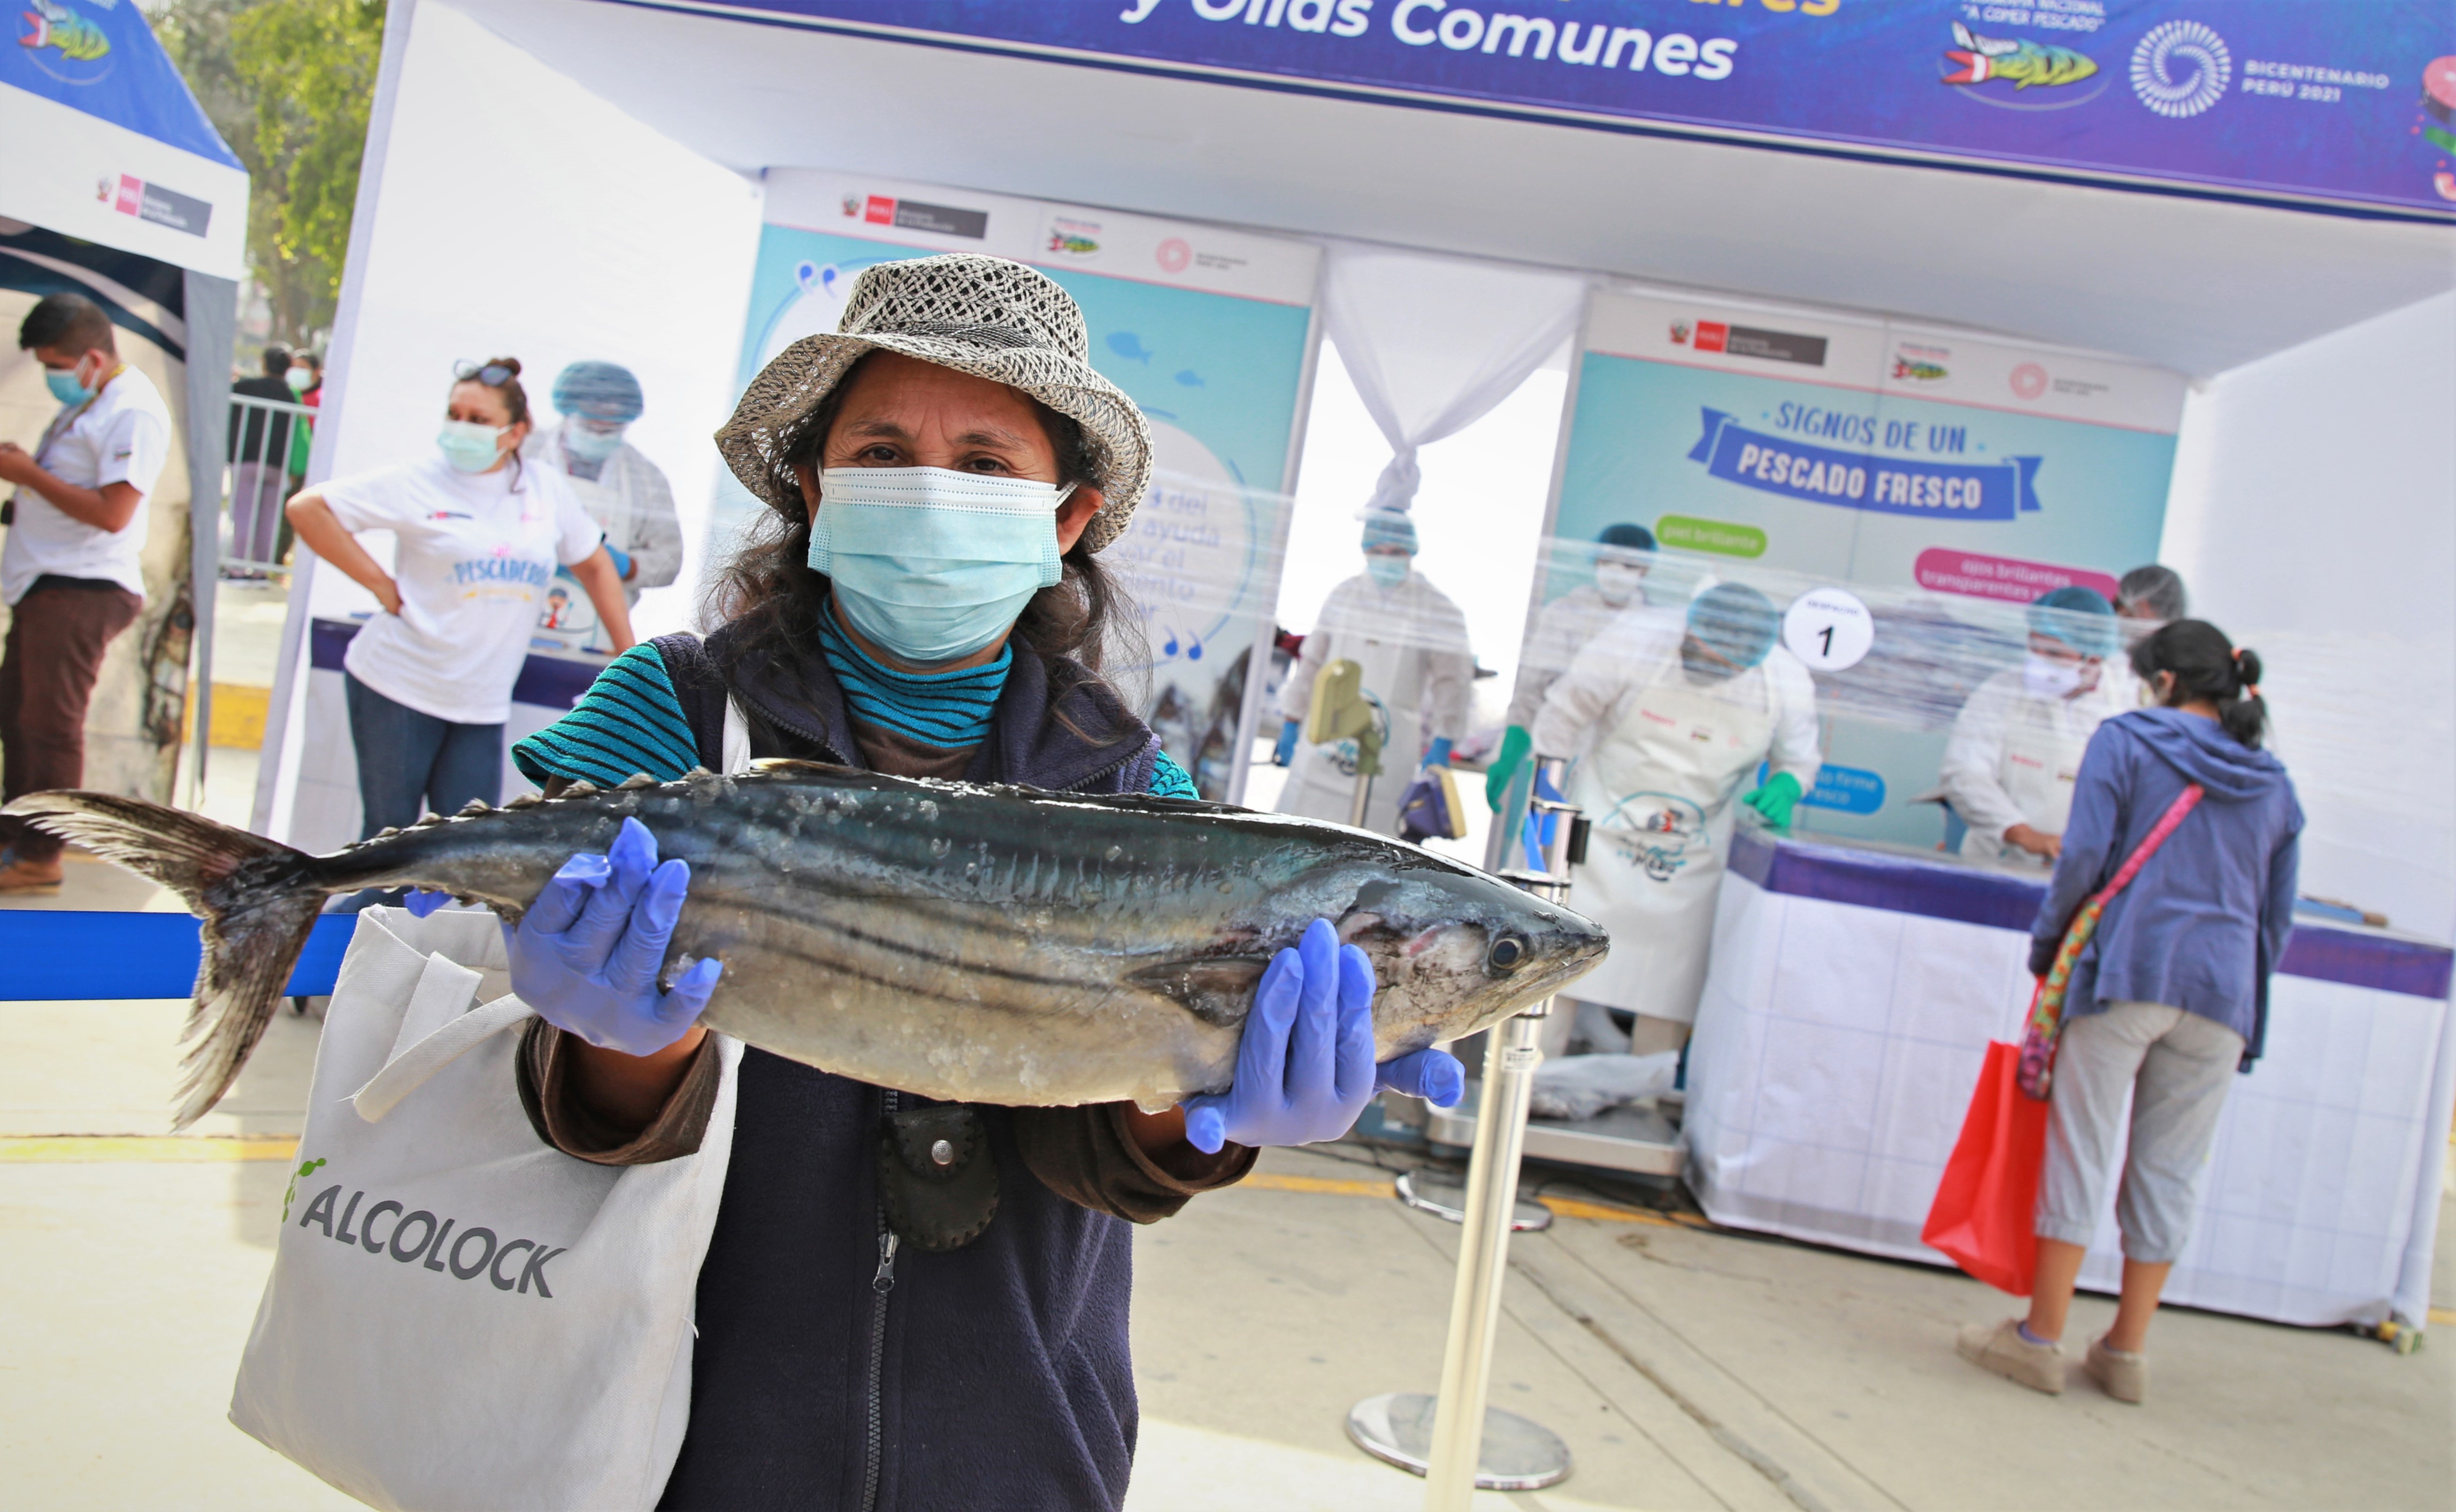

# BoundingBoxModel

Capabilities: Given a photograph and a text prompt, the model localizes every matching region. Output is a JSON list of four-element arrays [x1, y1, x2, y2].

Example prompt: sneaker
[[1957, 1318, 2066, 1395], [2085, 1334, 2147, 1403], [0, 856, 65, 894]]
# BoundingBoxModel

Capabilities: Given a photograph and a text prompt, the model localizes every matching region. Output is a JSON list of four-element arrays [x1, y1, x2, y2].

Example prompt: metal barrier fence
[[222, 393, 314, 578], [188, 392, 319, 808]]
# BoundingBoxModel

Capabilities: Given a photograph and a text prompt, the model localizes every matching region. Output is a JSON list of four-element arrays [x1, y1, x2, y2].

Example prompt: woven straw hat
[[715, 253, 1153, 553]]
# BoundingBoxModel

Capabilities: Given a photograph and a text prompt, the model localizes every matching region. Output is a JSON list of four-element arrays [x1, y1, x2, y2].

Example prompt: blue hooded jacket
[[2029, 708, 2302, 1065]]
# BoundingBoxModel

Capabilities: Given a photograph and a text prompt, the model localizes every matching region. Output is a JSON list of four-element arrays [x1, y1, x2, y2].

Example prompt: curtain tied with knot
[[1321, 242, 1589, 519]]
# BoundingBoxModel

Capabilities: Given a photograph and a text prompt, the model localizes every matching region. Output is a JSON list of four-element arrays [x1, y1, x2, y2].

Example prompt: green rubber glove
[[1741, 770, 1803, 828], [1486, 724, 1531, 812]]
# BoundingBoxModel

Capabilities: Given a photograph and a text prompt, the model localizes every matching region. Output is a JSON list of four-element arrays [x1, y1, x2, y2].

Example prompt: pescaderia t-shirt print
[[322, 456, 603, 725]]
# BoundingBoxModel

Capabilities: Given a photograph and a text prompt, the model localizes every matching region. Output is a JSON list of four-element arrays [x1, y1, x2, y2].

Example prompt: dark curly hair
[[707, 352, 1143, 712]]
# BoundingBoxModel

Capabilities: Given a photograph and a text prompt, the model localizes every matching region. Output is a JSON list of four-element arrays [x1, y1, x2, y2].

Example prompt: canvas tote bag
[[230, 906, 741, 1511]]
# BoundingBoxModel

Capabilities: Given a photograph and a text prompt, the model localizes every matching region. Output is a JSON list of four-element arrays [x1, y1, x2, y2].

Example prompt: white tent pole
[[252, 0, 422, 840]]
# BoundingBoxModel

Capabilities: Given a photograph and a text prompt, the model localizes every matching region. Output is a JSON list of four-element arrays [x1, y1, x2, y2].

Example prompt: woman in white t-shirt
[[286, 358, 633, 852]]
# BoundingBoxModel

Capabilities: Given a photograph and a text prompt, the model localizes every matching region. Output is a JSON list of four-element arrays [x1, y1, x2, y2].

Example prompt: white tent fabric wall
[[1320, 242, 1585, 517], [262, 0, 763, 849], [2160, 291, 2456, 941]]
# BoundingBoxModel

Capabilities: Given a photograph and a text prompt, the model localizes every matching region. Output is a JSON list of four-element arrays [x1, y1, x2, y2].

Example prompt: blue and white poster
[[1531, 287, 2186, 846], [726, 171, 1322, 800], [621, 1, 2456, 220]]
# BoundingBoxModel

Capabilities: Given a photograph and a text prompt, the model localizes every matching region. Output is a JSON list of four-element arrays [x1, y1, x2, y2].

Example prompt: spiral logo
[[2131, 21, 2230, 118]]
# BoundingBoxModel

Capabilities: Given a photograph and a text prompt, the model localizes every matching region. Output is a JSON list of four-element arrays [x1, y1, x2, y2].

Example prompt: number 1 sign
[[1782, 586, 1874, 673]]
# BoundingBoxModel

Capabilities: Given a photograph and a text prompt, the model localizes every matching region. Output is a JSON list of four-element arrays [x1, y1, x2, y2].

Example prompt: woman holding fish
[[490, 257, 1467, 1509], [10, 257, 1602, 1508]]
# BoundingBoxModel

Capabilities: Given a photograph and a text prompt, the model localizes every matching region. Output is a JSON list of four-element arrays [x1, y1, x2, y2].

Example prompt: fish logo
[[1047, 229, 1100, 259], [20, 0, 110, 74], [1943, 22, 2096, 90], [1892, 356, 1948, 382]]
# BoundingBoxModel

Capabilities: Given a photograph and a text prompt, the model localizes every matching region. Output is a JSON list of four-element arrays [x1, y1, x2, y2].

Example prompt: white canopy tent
[[2, 1, 248, 802]]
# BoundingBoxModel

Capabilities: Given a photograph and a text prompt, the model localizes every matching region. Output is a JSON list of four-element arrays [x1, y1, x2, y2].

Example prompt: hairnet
[[1597, 522, 1656, 553], [2116, 564, 2188, 620], [1687, 582, 1780, 670], [2028, 585, 2119, 658], [1361, 508, 1418, 555], [551, 360, 644, 422]]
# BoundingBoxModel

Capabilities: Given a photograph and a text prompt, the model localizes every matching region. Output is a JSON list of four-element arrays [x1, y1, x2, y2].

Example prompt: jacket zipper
[[861, 1088, 900, 1512]]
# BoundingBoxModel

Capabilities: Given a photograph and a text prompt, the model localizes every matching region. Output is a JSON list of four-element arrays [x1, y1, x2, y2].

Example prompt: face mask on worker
[[1365, 553, 1410, 589], [561, 418, 626, 463], [2022, 651, 2087, 700], [809, 465, 1072, 665], [1592, 561, 1645, 605], [285, 366, 314, 394], [44, 355, 99, 406], [437, 420, 510, 474]]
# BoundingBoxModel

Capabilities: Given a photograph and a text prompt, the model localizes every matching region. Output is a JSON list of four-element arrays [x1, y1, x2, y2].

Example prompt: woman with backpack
[[1958, 618, 2301, 1404]]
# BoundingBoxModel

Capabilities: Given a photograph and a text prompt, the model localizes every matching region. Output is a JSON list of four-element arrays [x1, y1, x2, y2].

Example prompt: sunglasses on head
[[453, 360, 516, 387]]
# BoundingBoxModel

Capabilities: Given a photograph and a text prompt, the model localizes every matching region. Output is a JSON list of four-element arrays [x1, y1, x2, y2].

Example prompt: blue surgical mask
[[45, 367, 96, 406], [1365, 554, 1410, 590], [438, 419, 508, 474], [809, 466, 1071, 665], [561, 419, 625, 463]]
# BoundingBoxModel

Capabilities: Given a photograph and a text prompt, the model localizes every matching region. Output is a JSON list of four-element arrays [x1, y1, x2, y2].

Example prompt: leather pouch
[[878, 1102, 1000, 1252]]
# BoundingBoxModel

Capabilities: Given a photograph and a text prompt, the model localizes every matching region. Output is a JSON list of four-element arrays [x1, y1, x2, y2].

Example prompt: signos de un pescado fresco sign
[[662, 0, 2456, 218]]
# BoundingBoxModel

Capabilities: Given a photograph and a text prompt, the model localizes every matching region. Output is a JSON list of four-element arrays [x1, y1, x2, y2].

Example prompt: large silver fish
[[9, 763, 1607, 1126]]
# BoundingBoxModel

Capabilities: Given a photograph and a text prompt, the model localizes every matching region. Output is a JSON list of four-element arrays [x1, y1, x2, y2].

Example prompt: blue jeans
[[339, 673, 502, 909]]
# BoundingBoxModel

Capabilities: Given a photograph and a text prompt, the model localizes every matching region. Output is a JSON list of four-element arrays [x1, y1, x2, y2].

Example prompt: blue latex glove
[[1181, 918, 1464, 1155], [1423, 735, 1453, 770], [604, 542, 634, 581], [404, 888, 452, 917], [503, 816, 722, 1056], [1273, 717, 1301, 766], [1741, 770, 1803, 828]]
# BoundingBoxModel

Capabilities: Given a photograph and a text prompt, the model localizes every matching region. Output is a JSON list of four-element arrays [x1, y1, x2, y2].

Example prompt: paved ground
[[5, 858, 2450, 1510]]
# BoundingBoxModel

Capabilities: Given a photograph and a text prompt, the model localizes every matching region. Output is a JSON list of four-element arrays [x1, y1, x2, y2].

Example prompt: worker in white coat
[[1940, 585, 2135, 866], [526, 361, 684, 604], [1533, 583, 1821, 1050], [1487, 523, 1666, 809], [1275, 508, 1475, 835]]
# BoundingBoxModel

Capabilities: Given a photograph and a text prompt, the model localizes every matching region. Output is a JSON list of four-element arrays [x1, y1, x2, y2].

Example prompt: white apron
[[1564, 668, 1776, 1023], [1961, 723, 2090, 867], [1280, 627, 1428, 835]]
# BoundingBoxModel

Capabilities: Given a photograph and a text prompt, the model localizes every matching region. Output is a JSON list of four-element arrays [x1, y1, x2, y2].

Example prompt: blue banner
[[5, 0, 241, 167], [651, 1, 2456, 219], [1686, 409, 2040, 521]]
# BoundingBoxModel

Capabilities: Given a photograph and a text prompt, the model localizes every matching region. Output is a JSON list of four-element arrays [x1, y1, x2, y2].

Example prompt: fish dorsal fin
[[1125, 956, 1271, 1029]]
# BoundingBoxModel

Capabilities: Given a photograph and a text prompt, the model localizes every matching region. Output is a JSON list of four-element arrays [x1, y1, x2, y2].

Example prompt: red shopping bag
[[1921, 1040, 2050, 1295]]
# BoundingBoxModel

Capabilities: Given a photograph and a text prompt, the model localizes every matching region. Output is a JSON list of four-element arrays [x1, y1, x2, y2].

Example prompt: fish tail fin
[[4, 791, 327, 1129]]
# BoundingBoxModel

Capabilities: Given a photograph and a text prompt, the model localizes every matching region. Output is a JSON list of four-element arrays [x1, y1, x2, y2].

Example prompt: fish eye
[[1487, 934, 1528, 972]]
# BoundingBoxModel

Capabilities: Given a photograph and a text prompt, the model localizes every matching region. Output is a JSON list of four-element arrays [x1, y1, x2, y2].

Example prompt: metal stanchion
[[1347, 759, 1581, 1499]]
